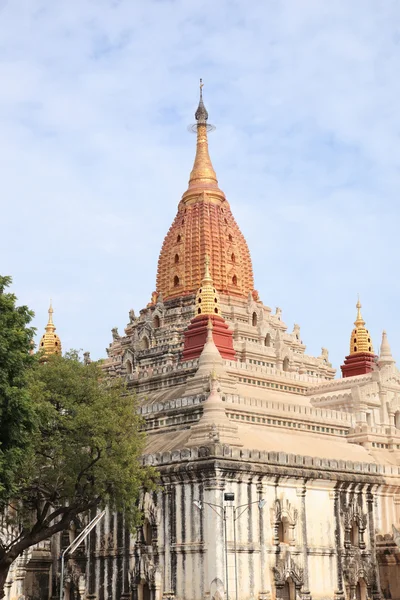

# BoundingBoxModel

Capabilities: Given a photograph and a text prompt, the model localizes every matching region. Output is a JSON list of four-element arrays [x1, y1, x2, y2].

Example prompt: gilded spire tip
[[48, 299, 54, 325], [203, 254, 212, 282], [195, 78, 208, 123], [355, 296, 364, 327], [188, 79, 218, 190]]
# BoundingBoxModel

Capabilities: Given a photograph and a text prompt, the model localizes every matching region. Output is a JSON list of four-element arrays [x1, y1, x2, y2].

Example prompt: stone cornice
[[142, 444, 400, 484]]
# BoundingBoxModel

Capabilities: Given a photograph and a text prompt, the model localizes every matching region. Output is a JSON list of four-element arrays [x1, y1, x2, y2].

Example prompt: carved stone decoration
[[273, 553, 304, 593], [273, 498, 298, 547], [341, 555, 374, 597], [210, 577, 225, 600], [341, 495, 368, 550]]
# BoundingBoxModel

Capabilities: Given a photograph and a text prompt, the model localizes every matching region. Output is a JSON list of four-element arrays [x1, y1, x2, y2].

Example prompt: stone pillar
[[162, 483, 175, 600], [203, 474, 226, 599], [333, 488, 345, 600], [379, 391, 389, 426], [367, 489, 382, 600], [257, 481, 271, 600], [297, 484, 311, 600]]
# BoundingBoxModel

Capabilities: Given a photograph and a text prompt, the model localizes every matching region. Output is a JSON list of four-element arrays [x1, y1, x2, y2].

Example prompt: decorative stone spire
[[186, 370, 242, 447], [195, 255, 220, 317], [349, 298, 374, 355], [378, 330, 395, 366], [39, 301, 62, 359], [341, 298, 377, 378], [188, 79, 218, 190]]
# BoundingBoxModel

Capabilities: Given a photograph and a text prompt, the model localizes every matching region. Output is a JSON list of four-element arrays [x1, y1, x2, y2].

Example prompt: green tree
[[0, 275, 36, 506], [0, 278, 155, 597]]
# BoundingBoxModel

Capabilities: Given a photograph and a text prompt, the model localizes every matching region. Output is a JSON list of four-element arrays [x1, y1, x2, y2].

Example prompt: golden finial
[[195, 258, 221, 317], [355, 295, 365, 327], [39, 300, 62, 359], [46, 299, 55, 330], [188, 80, 218, 190], [349, 297, 373, 355], [204, 254, 212, 282]]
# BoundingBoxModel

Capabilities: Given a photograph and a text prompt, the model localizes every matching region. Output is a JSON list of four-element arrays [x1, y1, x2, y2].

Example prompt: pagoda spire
[[354, 297, 365, 329], [46, 300, 55, 332], [39, 300, 62, 359], [378, 330, 395, 366], [188, 79, 219, 190]]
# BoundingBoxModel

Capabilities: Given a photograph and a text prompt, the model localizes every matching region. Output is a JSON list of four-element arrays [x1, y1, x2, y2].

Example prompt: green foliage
[[0, 276, 36, 502], [24, 351, 155, 528]]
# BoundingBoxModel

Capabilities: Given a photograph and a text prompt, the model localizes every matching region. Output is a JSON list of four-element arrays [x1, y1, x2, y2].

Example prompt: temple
[[6, 83, 400, 600]]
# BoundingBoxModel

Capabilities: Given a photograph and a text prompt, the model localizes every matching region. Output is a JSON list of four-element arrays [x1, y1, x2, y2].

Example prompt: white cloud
[[1, 0, 400, 370]]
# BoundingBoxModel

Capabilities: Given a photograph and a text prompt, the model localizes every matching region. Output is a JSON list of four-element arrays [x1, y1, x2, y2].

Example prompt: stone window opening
[[125, 359, 133, 375], [354, 346, 357, 352], [177, 234, 181, 243], [252, 312, 257, 327], [283, 357, 290, 372], [174, 275, 180, 287], [228, 234, 233, 242], [231, 253, 235, 263], [350, 521, 359, 546], [141, 337, 150, 351], [153, 314, 161, 329], [278, 516, 291, 545], [143, 519, 153, 545], [265, 333, 271, 347], [232, 275, 238, 286], [174, 254, 179, 264]]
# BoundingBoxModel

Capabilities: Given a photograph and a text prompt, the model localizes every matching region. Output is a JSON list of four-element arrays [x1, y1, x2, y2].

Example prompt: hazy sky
[[2, 0, 400, 372]]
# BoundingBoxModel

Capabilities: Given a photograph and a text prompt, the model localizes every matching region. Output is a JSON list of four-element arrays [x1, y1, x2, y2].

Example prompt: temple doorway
[[138, 581, 151, 600], [355, 579, 367, 600], [280, 577, 296, 600]]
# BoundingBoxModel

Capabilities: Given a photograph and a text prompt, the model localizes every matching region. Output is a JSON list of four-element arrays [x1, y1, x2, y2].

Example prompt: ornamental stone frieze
[[272, 553, 304, 590]]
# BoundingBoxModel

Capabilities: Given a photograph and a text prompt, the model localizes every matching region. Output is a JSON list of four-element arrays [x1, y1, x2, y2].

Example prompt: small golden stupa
[[39, 301, 62, 358], [349, 299, 374, 355], [195, 255, 221, 316]]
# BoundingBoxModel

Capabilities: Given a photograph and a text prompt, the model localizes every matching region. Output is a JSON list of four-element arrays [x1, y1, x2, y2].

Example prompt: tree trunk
[[0, 561, 11, 600]]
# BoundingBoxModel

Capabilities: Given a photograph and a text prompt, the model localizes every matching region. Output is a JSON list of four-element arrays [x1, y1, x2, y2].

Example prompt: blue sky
[[1, 0, 400, 372]]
